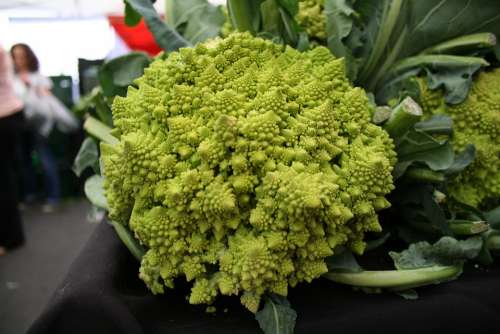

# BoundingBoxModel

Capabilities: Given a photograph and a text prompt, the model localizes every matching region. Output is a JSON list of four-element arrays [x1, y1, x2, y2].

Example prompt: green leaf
[[124, 0, 142, 26], [396, 129, 454, 174], [324, 0, 357, 79], [73, 137, 99, 177], [325, 0, 500, 102], [396, 289, 418, 300], [414, 115, 452, 136], [84, 175, 108, 209], [445, 144, 476, 176], [390, 236, 483, 270], [325, 249, 363, 272], [227, 0, 263, 34], [99, 52, 151, 97], [110, 220, 145, 261], [366, 232, 391, 251], [124, 0, 191, 52], [255, 295, 297, 334], [380, 55, 488, 104], [276, 0, 299, 16], [484, 206, 500, 229], [166, 0, 225, 45], [421, 192, 451, 236]]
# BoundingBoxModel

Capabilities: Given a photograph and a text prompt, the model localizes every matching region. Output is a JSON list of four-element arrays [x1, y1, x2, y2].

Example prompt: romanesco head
[[296, 0, 326, 42], [101, 32, 396, 312], [418, 69, 500, 208]]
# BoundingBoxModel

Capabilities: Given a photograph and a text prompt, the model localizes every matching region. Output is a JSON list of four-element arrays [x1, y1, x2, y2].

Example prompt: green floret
[[101, 32, 396, 312], [418, 69, 500, 208], [296, 0, 326, 43]]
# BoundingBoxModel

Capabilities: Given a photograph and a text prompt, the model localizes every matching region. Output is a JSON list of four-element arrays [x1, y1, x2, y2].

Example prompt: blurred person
[[11, 43, 78, 212], [0, 43, 25, 254]]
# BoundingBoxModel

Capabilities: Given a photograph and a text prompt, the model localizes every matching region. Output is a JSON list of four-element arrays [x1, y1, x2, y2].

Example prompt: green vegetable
[[324, 236, 483, 292], [100, 33, 398, 312], [418, 69, 500, 208]]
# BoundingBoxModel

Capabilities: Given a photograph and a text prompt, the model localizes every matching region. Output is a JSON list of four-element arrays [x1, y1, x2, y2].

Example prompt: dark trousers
[[0, 111, 25, 249], [21, 131, 61, 203]]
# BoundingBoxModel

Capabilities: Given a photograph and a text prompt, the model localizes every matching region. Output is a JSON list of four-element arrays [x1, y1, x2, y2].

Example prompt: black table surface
[[28, 222, 500, 334]]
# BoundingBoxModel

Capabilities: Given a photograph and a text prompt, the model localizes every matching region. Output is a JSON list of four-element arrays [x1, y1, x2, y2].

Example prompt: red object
[[108, 16, 162, 56]]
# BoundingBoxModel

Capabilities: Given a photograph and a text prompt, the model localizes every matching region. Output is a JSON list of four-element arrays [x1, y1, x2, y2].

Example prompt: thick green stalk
[[324, 265, 462, 291], [405, 167, 445, 183], [372, 106, 392, 124], [383, 97, 422, 139], [386, 55, 489, 81], [84, 116, 119, 145], [448, 220, 489, 235], [420, 33, 497, 55]]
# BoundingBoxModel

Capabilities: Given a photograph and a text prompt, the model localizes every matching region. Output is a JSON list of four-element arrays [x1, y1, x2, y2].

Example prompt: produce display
[[72, 0, 500, 333]]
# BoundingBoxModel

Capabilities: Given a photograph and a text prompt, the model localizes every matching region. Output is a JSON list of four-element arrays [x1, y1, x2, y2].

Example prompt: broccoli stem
[[448, 220, 489, 235], [84, 116, 119, 145], [383, 97, 422, 139], [405, 167, 445, 183], [372, 106, 392, 124], [408, 220, 488, 236], [323, 265, 462, 291], [420, 33, 497, 55]]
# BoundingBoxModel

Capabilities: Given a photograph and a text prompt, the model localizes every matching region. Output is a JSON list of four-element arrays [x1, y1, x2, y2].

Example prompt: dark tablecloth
[[28, 222, 500, 334]]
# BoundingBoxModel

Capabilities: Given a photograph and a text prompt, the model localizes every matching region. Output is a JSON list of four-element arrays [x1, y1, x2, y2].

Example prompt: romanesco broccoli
[[296, 0, 326, 42], [101, 32, 396, 312], [418, 69, 500, 208]]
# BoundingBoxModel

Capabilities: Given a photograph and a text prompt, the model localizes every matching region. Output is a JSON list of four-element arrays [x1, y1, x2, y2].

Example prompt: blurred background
[[0, 1, 224, 333]]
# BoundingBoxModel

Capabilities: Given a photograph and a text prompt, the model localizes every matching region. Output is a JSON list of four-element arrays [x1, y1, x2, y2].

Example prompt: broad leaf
[[84, 175, 108, 209], [276, 0, 299, 16], [484, 207, 500, 229], [255, 295, 297, 334], [390, 236, 483, 270], [99, 52, 151, 97], [445, 144, 476, 176], [165, 0, 225, 45], [325, 249, 363, 272], [73, 137, 99, 177], [324, 0, 500, 102], [124, 0, 191, 52], [227, 0, 263, 34], [124, 0, 142, 26], [414, 115, 452, 135]]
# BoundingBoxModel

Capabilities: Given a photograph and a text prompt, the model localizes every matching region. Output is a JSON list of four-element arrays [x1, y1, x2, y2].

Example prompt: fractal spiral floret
[[101, 33, 396, 312], [418, 69, 500, 208], [296, 0, 326, 42]]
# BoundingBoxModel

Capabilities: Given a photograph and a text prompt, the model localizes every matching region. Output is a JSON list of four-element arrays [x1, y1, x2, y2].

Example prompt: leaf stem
[[84, 116, 119, 145], [420, 33, 497, 55], [448, 220, 489, 235], [404, 167, 445, 183], [372, 106, 392, 124], [383, 97, 423, 139], [323, 265, 462, 291]]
